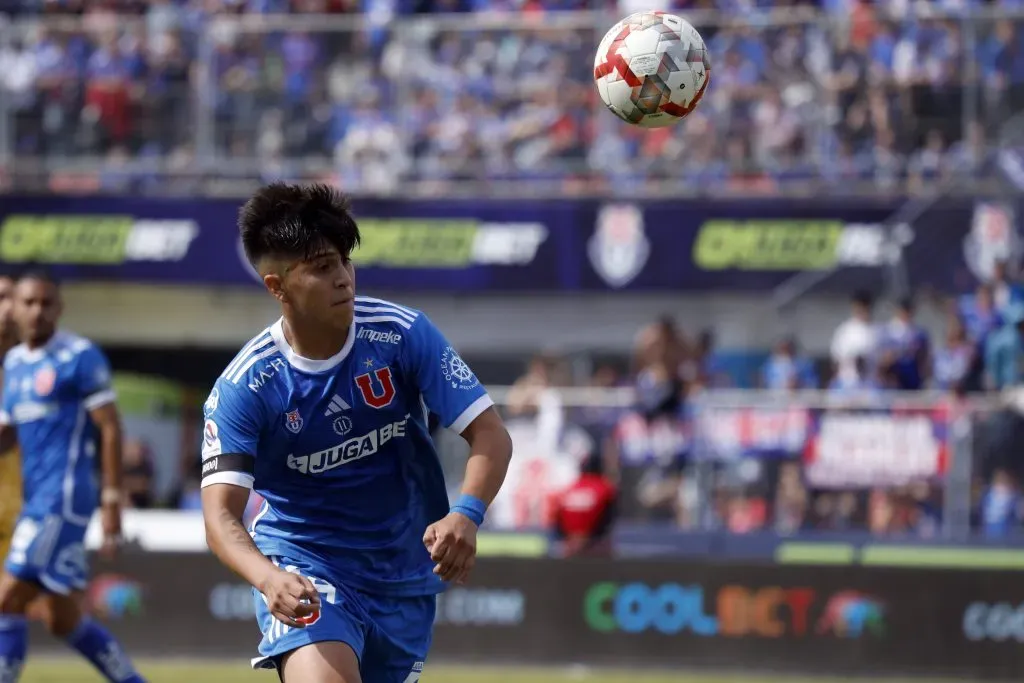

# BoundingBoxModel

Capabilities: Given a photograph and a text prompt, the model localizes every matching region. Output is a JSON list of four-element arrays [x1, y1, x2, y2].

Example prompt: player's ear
[[263, 273, 287, 304]]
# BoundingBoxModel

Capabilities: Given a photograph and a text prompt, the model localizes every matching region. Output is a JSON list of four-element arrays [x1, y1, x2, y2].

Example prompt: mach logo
[[355, 368, 396, 409]]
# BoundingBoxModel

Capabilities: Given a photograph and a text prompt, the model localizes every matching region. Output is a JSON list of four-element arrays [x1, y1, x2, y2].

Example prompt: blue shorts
[[4, 514, 88, 595], [252, 555, 435, 683]]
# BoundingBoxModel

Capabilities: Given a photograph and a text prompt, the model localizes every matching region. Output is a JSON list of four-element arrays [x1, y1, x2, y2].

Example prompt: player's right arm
[[0, 377, 17, 454], [199, 380, 320, 627]]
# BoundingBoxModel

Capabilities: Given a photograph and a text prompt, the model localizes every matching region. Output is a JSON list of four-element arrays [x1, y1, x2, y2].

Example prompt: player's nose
[[334, 269, 353, 289]]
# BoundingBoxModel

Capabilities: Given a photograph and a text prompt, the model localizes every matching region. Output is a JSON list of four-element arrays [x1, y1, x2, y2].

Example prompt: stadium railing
[[1, 7, 1021, 197], [85, 386, 1023, 554], [438, 386, 1013, 542]]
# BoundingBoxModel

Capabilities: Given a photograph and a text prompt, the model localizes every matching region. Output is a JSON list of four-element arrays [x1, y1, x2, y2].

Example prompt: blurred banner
[[0, 196, 1018, 293], [32, 553, 1024, 679], [695, 404, 952, 488]]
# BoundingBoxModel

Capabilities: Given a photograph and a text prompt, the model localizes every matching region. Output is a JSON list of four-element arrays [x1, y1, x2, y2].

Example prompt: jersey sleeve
[[0, 381, 10, 426], [75, 344, 116, 411], [403, 314, 493, 434], [200, 379, 263, 490]]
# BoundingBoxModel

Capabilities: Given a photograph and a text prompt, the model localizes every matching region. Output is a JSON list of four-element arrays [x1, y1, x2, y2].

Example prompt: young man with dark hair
[[0, 270, 145, 683], [200, 183, 513, 683]]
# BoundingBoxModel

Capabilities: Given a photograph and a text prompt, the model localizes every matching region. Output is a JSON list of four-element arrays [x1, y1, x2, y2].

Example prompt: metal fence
[[0, 8, 1021, 197], [438, 386, 1022, 542]]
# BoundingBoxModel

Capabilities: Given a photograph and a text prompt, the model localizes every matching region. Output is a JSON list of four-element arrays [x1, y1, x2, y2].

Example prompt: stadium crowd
[[0, 0, 1020, 194], [97, 245, 1024, 544], [483, 257, 1024, 546]]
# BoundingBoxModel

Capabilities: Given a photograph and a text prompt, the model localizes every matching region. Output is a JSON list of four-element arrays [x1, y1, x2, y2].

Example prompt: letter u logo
[[355, 368, 396, 409]]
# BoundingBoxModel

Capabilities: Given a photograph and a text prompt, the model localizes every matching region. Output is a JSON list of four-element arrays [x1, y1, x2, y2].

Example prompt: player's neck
[[281, 317, 350, 361], [24, 331, 55, 351]]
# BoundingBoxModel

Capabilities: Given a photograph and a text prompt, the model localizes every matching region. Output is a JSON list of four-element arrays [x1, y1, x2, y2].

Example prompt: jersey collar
[[14, 331, 64, 364], [270, 318, 356, 374]]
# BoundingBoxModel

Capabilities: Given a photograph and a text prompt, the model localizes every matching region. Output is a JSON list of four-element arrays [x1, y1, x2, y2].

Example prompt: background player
[[0, 272, 22, 563], [200, 183, 514, 683], [0, 271, 147, 683]]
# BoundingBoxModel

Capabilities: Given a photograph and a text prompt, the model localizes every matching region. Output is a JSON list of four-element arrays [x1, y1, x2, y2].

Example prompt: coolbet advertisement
[[0, 196, 1018, 293], [22, 553, 1024, 678]]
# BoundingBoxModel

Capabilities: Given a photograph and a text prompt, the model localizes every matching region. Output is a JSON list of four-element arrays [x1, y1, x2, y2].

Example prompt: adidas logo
[[324, 395, 351, 416]]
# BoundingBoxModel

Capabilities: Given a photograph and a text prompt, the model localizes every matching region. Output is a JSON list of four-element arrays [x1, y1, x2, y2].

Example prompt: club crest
[[284, 409, 304, 434], [34, 367, 56, 397], [588, 204, 650, 289]]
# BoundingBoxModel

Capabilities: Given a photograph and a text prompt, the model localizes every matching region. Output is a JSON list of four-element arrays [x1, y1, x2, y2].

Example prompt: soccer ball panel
[[593, 12, 710, 128]]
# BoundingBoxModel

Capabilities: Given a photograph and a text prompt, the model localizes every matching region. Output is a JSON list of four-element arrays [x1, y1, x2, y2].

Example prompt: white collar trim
[[270, 318, 356, 374]]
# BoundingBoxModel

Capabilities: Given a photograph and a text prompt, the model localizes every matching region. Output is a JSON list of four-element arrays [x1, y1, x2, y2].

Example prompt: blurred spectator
[[827, 355, 882, 400], [572, 361, 627, 433], [959, 283, 1002, 350], [980, 468, 1023, 538], [990, 259, 1024, 315], [606, 363, 689, 524], [632, 315, 688, 377], [0, 5, 1010, 193], [813, 491, 859, 531], [685, 328, 730, 388], [761, 336, 818, 391], [878, 297, 929, 390], [175, 460, 203, 511], [506, 353, 566, 417], [932, 314, 975, 392], [121, 437, 155, 509], [547, 451, 617, 558], [773, 461, 808, 533], [830, 290, 877, 384], [985, 302, 1024, 390]]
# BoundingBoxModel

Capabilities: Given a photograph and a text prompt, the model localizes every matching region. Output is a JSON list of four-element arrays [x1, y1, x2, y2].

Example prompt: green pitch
[[19, 661, 963, 683]]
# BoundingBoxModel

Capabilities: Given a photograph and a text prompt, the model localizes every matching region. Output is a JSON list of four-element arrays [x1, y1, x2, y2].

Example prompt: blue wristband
[[451, 494, 487, 527]]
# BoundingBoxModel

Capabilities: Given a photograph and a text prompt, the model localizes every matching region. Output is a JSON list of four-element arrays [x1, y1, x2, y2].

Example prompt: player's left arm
[[77, 344, 123, 554], [404, 314, 513, 584]]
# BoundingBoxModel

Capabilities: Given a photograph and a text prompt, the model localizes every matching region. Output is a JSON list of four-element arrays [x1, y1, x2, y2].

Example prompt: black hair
[[851, 290, 874, 308], [238, 182, 361, 267], [898, 296, 915, 313], [16, 268, 60, 288]]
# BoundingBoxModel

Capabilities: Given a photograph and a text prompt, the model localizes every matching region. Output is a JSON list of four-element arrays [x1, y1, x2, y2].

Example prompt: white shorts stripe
[[38, 573, 70, 595], [353, 315, 413, 330], [30, 517, 60, 568]]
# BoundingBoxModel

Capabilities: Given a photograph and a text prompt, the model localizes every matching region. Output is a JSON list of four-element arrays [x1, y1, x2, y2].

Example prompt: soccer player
[[0, 273, 22, 563], [0, 271, 147, 683], [201, 183, 513, 683]]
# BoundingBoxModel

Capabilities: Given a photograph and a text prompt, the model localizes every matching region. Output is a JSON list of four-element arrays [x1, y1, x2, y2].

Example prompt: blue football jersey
[[0, 332, 115, 523], [201, 296, 493, 597]]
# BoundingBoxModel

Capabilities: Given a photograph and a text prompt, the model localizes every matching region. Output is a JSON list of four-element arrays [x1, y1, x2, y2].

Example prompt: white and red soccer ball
[[594, 11, 711, 128]]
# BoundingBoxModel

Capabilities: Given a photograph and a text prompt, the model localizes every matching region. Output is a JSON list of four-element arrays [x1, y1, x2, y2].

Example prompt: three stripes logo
[[324, 395, 351, 416], [325, 395, 353, 436]]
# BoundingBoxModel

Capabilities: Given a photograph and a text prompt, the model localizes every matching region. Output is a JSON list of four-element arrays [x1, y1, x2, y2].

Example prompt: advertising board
[[0, 196, 1016, 293], [24, 554, 1024, 678]]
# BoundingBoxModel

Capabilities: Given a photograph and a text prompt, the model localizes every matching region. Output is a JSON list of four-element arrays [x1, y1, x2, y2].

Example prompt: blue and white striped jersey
[[201, 296, 492, 597]]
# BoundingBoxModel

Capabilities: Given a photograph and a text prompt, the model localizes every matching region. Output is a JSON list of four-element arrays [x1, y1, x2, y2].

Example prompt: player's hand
[[259, 569, 321, 629], [423, 511, 478, 584], [99, 501, 123, 560]]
